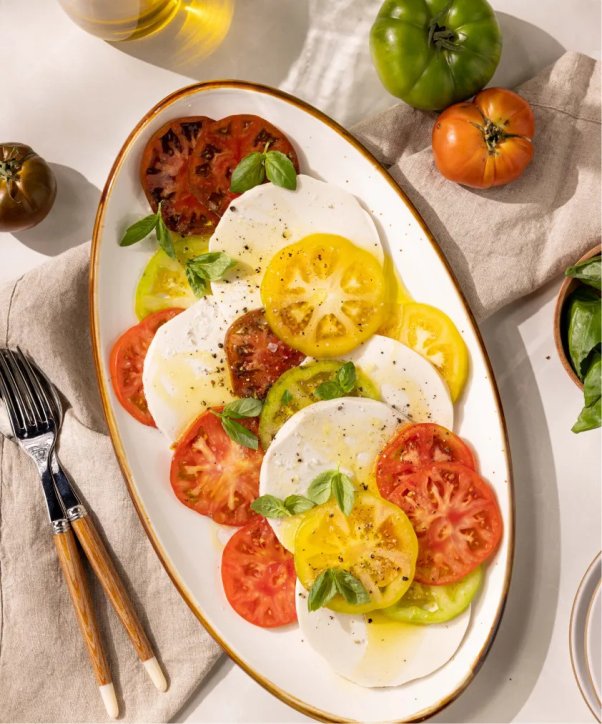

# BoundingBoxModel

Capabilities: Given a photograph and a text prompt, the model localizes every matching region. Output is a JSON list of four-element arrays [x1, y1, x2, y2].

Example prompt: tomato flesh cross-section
[[224, 308, 304, 399], [110, 307, 183, 426], [261, 234, 386, 357], [294, 493, 418, 613], [170, 408, 263, 526], [221, 517, 297, 628], [388, 462, 503, 585], [376, 423, 476, 500]]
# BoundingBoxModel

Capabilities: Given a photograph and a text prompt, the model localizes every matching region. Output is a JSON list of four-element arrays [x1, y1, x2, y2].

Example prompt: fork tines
[[0, 348, 54, 438]]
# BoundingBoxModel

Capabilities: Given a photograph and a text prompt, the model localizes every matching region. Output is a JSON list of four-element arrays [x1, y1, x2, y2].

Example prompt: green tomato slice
[[134, 233, 210, 320], [258, 360, 379, 449], [382, 566, 483, 625]]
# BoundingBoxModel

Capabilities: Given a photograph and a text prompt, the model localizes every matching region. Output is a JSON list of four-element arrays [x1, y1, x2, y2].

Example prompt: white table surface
[[1, 1, 600, 722]]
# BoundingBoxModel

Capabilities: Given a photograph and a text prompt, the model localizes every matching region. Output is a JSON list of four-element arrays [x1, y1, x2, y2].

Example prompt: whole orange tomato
[[432, 88, 535, 189]]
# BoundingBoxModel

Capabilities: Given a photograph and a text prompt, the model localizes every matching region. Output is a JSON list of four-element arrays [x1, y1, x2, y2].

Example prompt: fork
[[0, 348, 118, 718], [31, 357, 167, 693]]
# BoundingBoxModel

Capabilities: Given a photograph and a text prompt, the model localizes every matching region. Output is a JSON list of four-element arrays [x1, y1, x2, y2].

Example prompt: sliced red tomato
[[140, 116, 218, 235], [376, 423, 476, 499], [110, 308, 182, 426], [225, 308, 305, 399], [221, 517, 297, 628], [170, 408, 263, 526], [188, 114, 299, 217], [388, 462, 503, 585]]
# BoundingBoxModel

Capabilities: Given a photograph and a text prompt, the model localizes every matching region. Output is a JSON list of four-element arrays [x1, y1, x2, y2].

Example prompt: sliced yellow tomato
[[134, 233, 210, 320], [389, 302, 468, 402], [260, 234, 386, 357], [294, 493, 417, 614]]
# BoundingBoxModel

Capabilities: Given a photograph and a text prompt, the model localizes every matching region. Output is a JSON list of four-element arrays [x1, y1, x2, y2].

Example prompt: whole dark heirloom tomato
[[370, 0, 502, 111], [0, 144, 56, 231], [432, 87, 535, 188]]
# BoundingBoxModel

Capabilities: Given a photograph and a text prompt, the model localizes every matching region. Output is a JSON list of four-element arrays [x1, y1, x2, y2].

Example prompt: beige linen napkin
[[353, 51, 601, 320], [0, 51, 600, 724], [0, 243, 221, 723]]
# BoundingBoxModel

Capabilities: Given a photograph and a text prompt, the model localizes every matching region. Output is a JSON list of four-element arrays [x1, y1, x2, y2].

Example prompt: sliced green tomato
[[134, 233, 211, 320], [258, 360, 380, 449], [382, 566, 483, 625]]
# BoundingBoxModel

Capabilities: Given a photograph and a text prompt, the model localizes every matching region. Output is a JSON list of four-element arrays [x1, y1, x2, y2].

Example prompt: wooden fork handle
[[68, 509, 167, 691], [53, 524, 118, 717]]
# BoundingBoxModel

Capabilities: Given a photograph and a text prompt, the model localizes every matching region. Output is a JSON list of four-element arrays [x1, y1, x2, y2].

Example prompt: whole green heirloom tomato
[[370, 0, 502, 111]]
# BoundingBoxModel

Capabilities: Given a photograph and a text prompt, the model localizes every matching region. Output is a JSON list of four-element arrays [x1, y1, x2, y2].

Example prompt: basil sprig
[[230, 144, 297, 194], [211, 398, 263, 449], [307, 568, 370, 612], [185, 251, 236, 297], [315, 362, 357, 401], [251, 469, 355, 519], [119, 201, 175, 259], [307, 469, 355, 515], [251, 494, 316, 518]]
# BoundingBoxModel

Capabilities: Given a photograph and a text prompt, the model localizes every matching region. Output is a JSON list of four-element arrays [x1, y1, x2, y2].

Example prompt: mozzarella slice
[[142, 297, 234, 441], [296, 580, 471, 687], [341, 334, 454, 429], [259, 398, 403, 550], [209, 174, 383, 324]]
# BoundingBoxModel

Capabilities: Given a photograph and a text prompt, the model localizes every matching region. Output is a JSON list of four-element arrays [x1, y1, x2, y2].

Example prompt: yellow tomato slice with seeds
[[294, 493, 418, 614], [390, 302, 469, 402], [134, 233, 211, 320], [260, 234, 386, 357]]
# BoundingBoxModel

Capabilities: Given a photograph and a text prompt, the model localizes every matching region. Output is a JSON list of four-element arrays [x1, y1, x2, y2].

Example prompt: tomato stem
[[0, 158, 20, 183], [428, 5, 462, 51]]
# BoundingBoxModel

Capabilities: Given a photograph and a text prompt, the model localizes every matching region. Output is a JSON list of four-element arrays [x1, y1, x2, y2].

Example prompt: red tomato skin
[[221, 517, 297, 628], [109, 308, 183, 426], [388, 462, 503, 585], [432, 88, 535, 189], [376, 423, 476, 500], [225, 308, 305, 399], [170, 408, 263, 527]]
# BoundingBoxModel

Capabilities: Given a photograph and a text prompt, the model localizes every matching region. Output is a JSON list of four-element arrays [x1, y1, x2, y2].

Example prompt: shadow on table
[[432, 279, 562, 723], [110, 0, 310, 89], [492, 13, 566, 88], [13, 164, 100, 256]]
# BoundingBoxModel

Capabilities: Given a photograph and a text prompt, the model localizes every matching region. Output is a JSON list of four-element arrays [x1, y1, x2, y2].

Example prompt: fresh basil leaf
[[567, 288, 602, 379], [230, 152, 266, 193], [119, 209, 159, 247], [333, 570, 370, 606], [185, 263, 210, 298], [583, 352, 602, 407], [223, 397, 263, 419], [332, 472, 355, 516], [264, 150, 297, 190], [251, 495, 290, 518], [307, 470, 336, 504], [156, 212, 176, 259], [188, 251, 236, 280], [565, 255, 601, 291], [281, 389, 293, 406], [221, 416, 259, 449], [307, 569, 337, 612], [336, 362, 356, 394], [284, 495, 316, 515], [572, 396, 602, 433], [315, 380, 342, 400]]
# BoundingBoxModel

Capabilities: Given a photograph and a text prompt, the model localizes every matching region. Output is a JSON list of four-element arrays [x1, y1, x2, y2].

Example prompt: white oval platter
[[90, 81, 513, 723]]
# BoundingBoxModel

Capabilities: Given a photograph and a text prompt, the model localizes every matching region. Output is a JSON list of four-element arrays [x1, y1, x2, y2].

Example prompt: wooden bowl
[[554, 243, 602, 389]]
